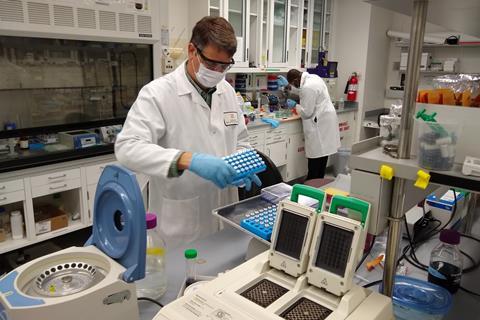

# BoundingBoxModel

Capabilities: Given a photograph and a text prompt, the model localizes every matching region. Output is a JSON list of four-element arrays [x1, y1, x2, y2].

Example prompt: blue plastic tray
[[240, 204, 277, 241], [223, 149, 267, 183]]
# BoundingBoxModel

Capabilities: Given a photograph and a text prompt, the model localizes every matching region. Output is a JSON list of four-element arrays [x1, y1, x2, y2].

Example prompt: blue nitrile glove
[[261, 118, 280, 128], [189, 153, 237, 189], [233, 173, 262, 191], [286, 99, 297, 109], [278, 75, 289, 87]]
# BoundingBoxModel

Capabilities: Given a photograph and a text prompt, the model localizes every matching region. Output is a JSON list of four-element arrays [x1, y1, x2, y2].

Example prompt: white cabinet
[[226, 0, 250, 67], [248, 129, 266, 152], [266, 140, 288, 166], [265, 127, 287, 166], [248, 119, 307, 181], [0, 156, 149, 254], [248, 0, 265, 67], [268, 0, 289, 66], [190, 0, 334, 69], [288, 0, 303, 66], [286, 133, 308, 180], [301, 0, 333, 68], [0, 178, 30, 253]]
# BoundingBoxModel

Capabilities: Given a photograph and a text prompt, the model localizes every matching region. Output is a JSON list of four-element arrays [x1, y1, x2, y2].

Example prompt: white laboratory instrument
[[462, 156, 480, 177], [0, 165, 147, 320], [154, 185, 393, 320]]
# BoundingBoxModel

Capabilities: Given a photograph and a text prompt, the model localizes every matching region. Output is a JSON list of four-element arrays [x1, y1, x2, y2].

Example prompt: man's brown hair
[[190, 16, 237, 56], [286, 69, 302, 84]]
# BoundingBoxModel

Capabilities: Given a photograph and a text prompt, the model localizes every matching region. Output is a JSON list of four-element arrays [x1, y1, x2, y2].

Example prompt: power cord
[[460, 286, 480, 297], [356, 235, 377, 272], [363, 189, 480, 295], [137, 297, 164, 308]]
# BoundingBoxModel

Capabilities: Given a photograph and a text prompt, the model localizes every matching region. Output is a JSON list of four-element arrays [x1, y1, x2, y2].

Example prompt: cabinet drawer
[[265, 128, 286, 138], [0, 179, 24, 195], [248, 131, 265, 141], [31, 178, 82, 198], [250, 140, 264, 150], [85, 162, 117, 185], [249, 136, 264, 145], [266, 134, 286, 144], [31, 169, 81, 187], [0, 190, 25, 205]]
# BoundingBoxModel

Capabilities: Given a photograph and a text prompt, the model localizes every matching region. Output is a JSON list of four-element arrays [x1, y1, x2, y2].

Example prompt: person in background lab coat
[[279, 70, 340, 179], [115, 17, 261, 248]]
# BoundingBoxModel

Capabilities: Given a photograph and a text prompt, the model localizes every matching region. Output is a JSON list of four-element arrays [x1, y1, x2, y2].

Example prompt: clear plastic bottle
[[136, 213, 167, 299], [184, 248, 198, 286], [428, 229, 462, 293]]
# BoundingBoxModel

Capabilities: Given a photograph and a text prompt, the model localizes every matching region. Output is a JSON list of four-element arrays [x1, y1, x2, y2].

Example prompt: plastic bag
[[420, 73, 480, 107]]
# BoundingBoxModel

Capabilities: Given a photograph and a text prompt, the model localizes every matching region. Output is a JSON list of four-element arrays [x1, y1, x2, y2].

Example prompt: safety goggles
[[195, 45, 235, 72]]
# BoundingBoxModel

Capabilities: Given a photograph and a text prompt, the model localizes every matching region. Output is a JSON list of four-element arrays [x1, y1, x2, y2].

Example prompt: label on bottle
[[147, 247, 165, 256], [428, 261, 461, 293]]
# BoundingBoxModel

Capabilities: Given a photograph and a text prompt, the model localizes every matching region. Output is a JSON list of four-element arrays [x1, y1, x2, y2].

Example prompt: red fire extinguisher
[[346, 72, 358, 102]]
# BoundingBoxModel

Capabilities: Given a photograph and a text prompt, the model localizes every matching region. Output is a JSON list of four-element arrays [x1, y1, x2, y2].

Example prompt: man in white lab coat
[[115, 17, 260, 248], [279, 70, 340, 179]]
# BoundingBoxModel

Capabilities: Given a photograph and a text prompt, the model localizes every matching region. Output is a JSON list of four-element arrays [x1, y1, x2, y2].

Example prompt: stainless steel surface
[[382, 179, 406, 297], [213, 195, 276, 245], [350, 139, 480, 193], [464, 193, 479, 235], [25, 261, 106, 297], [397, 0, 428, 160], [383, 0, 429, 298]]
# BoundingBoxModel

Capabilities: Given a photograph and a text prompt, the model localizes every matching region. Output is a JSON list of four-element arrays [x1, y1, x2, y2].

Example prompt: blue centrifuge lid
[[392, 276, 453, 315], [85, 165, 146, 283]]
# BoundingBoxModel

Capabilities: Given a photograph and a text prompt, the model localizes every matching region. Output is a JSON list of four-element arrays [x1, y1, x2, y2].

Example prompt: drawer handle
[[0, 186, 5, 190], [0, 196, 7, 202], [48, 174, 67, 180], [250, 135, 258, 139], [274, 136, 283, 141], [49, 184, 68, 190]]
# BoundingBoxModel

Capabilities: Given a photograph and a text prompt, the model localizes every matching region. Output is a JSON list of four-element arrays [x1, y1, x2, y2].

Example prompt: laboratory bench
[[139, 220, 480, 320], [246, 104, 358, 182], [139, 226, 252, 319]]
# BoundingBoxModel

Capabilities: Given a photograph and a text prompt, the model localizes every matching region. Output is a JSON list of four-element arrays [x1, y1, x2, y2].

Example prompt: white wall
[[330, 0, 371, 104], [360, 5, 394, 139], [331, 0, 397, 141]]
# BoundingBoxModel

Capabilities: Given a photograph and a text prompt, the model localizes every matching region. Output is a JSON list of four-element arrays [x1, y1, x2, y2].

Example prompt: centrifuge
[[0, 165, 146, 320]]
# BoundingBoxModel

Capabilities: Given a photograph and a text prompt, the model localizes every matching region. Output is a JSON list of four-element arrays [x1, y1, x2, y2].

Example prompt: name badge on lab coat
[[224, 112, 239, 126]]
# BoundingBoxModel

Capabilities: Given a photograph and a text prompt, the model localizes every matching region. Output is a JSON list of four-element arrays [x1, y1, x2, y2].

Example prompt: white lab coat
[[296, 72, 341, 158], [115, 62, 250, 248]]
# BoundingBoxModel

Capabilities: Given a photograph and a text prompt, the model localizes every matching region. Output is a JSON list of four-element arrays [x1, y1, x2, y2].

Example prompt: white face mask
[[194, 56, 226, 88]]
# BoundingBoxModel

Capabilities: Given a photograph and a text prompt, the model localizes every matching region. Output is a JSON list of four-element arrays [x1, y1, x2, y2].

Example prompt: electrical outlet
[[163, 58, 175, 73]]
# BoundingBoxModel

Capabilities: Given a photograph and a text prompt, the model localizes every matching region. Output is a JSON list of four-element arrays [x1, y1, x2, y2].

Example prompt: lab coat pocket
[[302, 118, 317, 134], [159, 196, 200, 242]]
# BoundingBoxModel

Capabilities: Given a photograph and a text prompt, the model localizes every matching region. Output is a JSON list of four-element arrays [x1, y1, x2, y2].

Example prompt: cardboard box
[[426, 190, 469, 228], [34, 205, 68, 235]]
